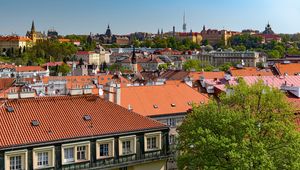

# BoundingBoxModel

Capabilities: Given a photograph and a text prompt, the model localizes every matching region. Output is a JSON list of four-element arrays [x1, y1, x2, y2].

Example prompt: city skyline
[[1, 0, 300, 35]]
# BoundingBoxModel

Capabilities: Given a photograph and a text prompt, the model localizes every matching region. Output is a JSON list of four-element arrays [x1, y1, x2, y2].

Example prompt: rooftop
[[274, 63, 300, 76], [0, 95, 165, 149], [229, 67, 274, 77], [120, 82, 209, 117]]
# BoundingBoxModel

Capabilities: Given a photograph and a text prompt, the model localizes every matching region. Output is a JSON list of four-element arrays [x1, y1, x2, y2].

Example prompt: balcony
[[61, 150, 169, 170]]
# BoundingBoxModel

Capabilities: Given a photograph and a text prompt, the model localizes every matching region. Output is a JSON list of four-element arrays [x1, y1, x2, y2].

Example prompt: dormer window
[[153, 104, 158, 109], [171, 103, 176, 107]]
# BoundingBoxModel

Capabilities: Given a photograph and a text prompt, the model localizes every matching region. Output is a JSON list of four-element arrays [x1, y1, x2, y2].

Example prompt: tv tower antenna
[[183, 11, 187, 32]]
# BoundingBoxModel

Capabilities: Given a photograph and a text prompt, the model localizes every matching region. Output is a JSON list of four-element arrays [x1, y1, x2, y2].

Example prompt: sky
[[1, 0, 300, 35]]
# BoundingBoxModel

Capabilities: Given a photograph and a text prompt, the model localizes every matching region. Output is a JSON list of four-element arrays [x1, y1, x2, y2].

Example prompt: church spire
[[31, 20, 36, 33], [131, 46, 137, 64]]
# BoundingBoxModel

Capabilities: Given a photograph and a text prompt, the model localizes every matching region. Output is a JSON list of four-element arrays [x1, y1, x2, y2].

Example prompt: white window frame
[[96, 138, 115, 159], [76, 145, 87, 161], [119, 135, 136, 156], [33, 146, 55, 169], [167, 118, 177, 127], [63, 147, 75, 163], [5, 149, 28, 170], [144, 132, 162, 152], [9, 155, 22, 170], [61, 141, 90, 164]]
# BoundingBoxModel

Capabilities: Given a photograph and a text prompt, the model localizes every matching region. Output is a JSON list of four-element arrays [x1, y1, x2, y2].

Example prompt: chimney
[[115, 84, 121, 105]]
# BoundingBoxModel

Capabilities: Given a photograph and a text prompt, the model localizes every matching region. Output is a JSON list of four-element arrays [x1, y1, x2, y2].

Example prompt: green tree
[[267, 49, 281, 58], [158, 63, 168, 71], [58, 63, 71, 76], [177, 80, 300, 170]]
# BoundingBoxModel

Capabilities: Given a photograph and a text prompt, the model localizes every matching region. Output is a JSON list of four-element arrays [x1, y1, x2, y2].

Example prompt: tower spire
[[31, 20, 35, 33]]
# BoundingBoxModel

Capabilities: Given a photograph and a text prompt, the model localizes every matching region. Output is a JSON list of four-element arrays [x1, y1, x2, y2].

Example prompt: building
[[256, 23, 282, 43], [0, 64, 49, 78], [242, 29, 260, 35], [0, 95, 169, 170], [112, 35, 130, 46], [273, 63, 300, 76], [47, 28, 58, 39], [104, 81, 209, 169], [197, 51, 265, 67], [0, 36, 32, 53], [26, 20, 46, 43], [229, 67, 274, 76], [201, 26, 240, 46], [76, 51, 101, 65], [173, 32, 202, 44]]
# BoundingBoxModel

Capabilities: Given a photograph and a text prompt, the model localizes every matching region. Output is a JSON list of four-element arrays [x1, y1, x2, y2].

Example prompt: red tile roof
[[0, 95, 165, 149], [190, 71, 225, 80], [120, 83, 209, 117], [230, 67, 273, 77], [76, 51, 96, 55], [0, 78, 15, 91], [0, 36, 31, 42], [274, 63, 300, 76], [16, 66, 45, 72]]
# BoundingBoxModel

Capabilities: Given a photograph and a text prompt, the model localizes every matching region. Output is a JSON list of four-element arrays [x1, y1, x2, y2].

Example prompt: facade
[[0, 36, 32, 53], [76, 51, 101, 65], [197, 51, 265, 67], [0, 65, 49, 78], [201, 26, 240, 46], [256, 23, 282, 43], [0, 95, 169, 170], [104, 81, 209, 169]]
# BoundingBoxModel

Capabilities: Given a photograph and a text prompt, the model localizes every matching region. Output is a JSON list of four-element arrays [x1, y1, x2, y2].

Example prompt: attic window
[[153, 104, 159, 109], [31, 120, 40, 126], [171, 103, 176, 107], [6, 106, 14, 112], [83, 115, 92, 121]]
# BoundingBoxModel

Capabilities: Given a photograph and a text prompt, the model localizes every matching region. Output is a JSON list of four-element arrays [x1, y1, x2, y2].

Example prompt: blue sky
[[1, 0, 300, 35]]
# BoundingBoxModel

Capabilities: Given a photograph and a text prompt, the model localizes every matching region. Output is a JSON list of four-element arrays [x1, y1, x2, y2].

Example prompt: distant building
[[197, 51, 265, 67], [0, 36, 32, 53], [47, 28, 58, 39], [242, 29, 260, 35], [76, 51, 101, 65], [26, 20, 46, 43], [256, 23, 282, 43], [201, 25, 240, 46]]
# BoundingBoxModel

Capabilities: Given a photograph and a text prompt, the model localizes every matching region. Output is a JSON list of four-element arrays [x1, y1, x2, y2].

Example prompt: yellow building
[[26, 20, 46, 43], [175, 32, 202, 44], [0, 36, 32, 53], [201, 25, 240, 46]]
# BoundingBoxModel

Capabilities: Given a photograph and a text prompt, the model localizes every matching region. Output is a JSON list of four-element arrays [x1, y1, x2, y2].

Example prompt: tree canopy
[[177, 80, 300, 170]]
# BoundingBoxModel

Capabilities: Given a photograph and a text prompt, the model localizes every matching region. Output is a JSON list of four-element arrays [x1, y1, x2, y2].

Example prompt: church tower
[[30, 20, 37, 43], [131, 47, 138, 74], [183, 12, 187, 32]]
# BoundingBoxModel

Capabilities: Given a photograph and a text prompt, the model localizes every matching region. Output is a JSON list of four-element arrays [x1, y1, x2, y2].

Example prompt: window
[[100, 144, 109, 157], [167, 118, 176, 127], [119, 136, 136, 156], [77, 146, 87, 160], [144, 132, 162, 152], [97, 138, 114, 159], [147, 137, 157, 150], [169, 135, 176, 145], [64, 148, 74, 163], [122, 141, 132, 155], [37, 152, 49, 167], [9, 156, 21, 170]]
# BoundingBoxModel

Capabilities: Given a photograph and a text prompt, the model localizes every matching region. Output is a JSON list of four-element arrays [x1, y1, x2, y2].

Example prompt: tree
[[177, 80, 300, 170], [267, 49, 281, 58], [58, 63, 71, 76], [183, 59, 214, 71], [158, 63, 168, 71]]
